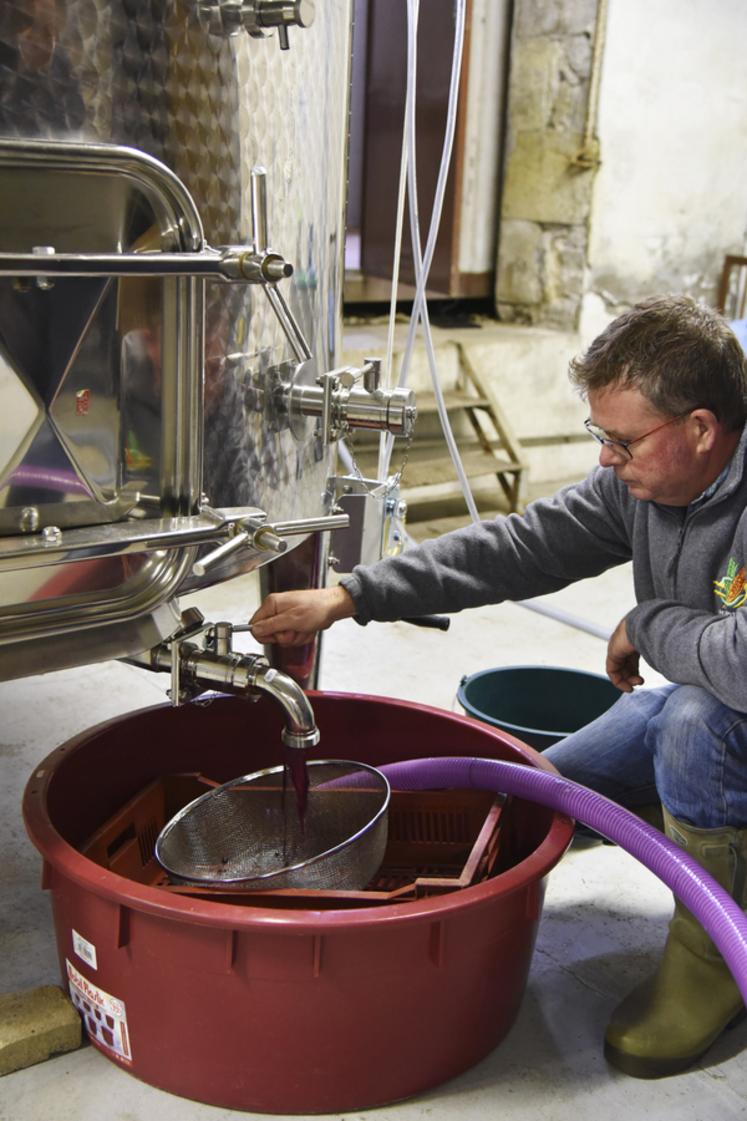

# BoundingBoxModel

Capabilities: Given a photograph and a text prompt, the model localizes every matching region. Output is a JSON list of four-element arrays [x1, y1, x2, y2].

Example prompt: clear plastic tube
[[380, 757, 747, 1002], [382, 30, 413, 406], [377, 0, 422, 481], [379, 0, 471, 503], [398, 0, 467, 394], [371, 2, 611, 640]]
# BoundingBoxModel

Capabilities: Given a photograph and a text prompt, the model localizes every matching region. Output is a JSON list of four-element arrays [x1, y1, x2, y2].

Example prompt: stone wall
[[495, 0, 601, 330], [495, 0, 747, 336]]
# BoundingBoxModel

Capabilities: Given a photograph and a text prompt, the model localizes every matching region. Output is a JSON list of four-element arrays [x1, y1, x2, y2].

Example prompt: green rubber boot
[[633, 803, 664, 833], [604, 808, 747, 1078]]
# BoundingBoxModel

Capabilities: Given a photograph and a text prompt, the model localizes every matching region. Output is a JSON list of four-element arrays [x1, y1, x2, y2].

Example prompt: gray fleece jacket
[[341, 426, 747, 713]]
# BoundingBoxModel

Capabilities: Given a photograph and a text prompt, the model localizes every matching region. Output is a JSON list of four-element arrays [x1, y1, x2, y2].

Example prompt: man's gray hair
[[570, 295, 747, 430]]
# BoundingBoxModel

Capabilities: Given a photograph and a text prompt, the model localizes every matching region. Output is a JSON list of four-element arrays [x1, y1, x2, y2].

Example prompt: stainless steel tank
[[0, 1, 415, 684]]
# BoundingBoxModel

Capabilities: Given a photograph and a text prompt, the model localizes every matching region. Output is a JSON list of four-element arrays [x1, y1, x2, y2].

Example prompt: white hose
[[399, 2, 611, 638], [381, 48, 412, 413], [379, 0, 472, 512], [368, 3, 611, 642], [397, 0, 467, 397], [377, 0, 421, 481]]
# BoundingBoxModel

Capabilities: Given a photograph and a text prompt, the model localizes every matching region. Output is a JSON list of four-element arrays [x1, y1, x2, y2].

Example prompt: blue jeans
[[543, 684, 747, 829]]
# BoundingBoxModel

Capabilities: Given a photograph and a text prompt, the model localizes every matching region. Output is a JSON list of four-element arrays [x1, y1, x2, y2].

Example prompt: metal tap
[[287, 357, 417, 446], [244, 656, 320, 749], [197, 0, 315, 49], [125, 611, 320, 750]]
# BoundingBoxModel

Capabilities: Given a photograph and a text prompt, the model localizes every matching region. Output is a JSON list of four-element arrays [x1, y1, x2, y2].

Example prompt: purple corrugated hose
[[379, 757, 747, 1003]]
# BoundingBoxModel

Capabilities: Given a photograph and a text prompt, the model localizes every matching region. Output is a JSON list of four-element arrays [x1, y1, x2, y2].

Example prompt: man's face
[[587, 384, 702, 505]]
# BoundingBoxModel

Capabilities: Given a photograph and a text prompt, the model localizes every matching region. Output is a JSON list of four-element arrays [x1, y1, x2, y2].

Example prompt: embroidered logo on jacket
[[714, 557, 747, 609]]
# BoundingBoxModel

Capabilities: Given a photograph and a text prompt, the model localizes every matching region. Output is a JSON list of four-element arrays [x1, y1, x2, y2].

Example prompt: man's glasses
[[584, 412, 690, 460]]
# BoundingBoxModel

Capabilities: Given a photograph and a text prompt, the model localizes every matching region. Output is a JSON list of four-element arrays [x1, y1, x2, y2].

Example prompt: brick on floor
[[0, 986, 82, 1076]]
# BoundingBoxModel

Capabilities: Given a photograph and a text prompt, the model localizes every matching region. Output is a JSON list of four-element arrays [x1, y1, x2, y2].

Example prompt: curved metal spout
[[245, 658, 320, 750], [125, 639, 320, 751]]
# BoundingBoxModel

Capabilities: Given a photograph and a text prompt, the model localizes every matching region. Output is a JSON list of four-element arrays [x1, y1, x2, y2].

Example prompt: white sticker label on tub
[[66, 960, 132, 1063], [72, 929, 97, 970]]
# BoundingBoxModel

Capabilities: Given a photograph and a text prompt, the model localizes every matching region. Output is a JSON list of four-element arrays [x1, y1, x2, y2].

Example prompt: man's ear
[[689, 408, 719, 452]]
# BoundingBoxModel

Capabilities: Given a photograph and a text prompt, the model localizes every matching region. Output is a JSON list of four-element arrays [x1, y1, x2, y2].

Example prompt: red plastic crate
[[82, 773, 504, 906]]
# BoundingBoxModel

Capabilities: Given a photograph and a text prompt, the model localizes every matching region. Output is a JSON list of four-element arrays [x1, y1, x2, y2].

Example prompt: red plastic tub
[[23, 691, 573, 1114]]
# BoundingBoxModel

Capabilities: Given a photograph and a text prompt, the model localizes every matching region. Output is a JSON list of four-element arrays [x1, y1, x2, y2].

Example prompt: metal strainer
[[155, 760, 390, 891]]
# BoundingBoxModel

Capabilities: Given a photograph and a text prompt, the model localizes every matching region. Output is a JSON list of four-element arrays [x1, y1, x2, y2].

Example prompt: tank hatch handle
[[191, 511, 349, 578], [0, 171, 312, 367], [250, 165, 312, 363], [0, 507, 347, 574]]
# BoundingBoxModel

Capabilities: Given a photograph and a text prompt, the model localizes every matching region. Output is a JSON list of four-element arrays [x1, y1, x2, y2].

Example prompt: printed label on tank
[[66, 959, 132, 1063], [72, 928, 97, 970]]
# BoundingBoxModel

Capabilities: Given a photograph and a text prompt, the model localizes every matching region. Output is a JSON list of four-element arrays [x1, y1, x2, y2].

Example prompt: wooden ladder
[[350, 342, 527, 521]]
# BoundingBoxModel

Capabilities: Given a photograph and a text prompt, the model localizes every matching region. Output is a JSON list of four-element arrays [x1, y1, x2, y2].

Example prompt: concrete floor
[[2, 563, 747, 1120]]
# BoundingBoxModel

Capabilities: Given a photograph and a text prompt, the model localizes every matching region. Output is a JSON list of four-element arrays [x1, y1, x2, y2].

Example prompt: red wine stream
[[282, 746, 309, 826]]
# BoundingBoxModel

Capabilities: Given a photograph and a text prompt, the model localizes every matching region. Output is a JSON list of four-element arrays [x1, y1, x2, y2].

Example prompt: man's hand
[[249, 585, 356, 646], [606, 615, 644, 692]]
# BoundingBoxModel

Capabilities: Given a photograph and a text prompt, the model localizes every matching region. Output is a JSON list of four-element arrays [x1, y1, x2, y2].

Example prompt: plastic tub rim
[[457, 663, 620, 740], [22, 690, 574, 932]]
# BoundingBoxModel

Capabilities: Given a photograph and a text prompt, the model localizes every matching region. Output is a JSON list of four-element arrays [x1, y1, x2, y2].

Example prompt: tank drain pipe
[[380, 758, 747, 1002]]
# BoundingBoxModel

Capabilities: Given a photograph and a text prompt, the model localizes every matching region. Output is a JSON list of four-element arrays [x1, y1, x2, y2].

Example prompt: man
[[250, 294, 747, 1078]]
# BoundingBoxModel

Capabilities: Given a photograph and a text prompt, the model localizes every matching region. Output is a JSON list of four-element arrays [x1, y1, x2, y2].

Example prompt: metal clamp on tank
[[328, 475, 408, 573], [126, 608, 320, 749]]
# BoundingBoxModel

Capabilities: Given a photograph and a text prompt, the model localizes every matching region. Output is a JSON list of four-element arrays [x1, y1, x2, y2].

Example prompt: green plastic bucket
[[457, 664, 621, 751]]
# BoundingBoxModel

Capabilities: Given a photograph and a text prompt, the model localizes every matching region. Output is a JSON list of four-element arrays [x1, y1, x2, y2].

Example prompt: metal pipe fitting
[[125, 637, 320, 750], [245, 658, 320, 750], [290, 379, 417, 444]]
